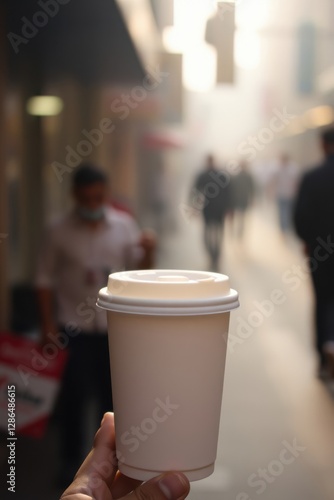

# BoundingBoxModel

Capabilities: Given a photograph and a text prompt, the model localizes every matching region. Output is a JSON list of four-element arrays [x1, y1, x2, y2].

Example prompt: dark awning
[[4, 0, 146, 85]]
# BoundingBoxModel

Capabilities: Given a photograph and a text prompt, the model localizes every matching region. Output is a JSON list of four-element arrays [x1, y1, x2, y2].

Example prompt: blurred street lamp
[[26, 96, 63, 116]]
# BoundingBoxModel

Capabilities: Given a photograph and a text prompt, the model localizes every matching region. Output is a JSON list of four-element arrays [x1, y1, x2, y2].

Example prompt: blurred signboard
[[205, 2, 235, 84], [0, 334, 68, 438], [159, 52, 183, 124]]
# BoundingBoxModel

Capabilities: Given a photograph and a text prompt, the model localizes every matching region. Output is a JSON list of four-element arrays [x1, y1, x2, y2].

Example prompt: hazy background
[[1, 1, 334, 499]]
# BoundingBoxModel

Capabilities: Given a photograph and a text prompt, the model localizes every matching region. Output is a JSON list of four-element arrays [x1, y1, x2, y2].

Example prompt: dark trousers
[[58, 332, 113, 468], [203, 217, 224, 268], [313, 293, 334, 366]]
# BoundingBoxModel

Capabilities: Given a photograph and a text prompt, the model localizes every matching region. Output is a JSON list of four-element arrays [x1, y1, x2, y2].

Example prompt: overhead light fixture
[[26, 96, 64, 116], [303, 105, 334, 129]]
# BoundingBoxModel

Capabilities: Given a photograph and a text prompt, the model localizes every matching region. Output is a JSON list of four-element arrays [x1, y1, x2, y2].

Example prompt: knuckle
[[133, 484, 163, 500]]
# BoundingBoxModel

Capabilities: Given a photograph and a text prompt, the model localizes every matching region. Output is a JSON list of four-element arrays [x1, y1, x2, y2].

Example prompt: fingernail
[[158, 473, 189, 500]]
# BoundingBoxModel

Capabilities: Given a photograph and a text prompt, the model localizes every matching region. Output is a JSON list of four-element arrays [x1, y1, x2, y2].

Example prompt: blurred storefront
[[1, 0, 182, 332], [2, 0, 334, 332]]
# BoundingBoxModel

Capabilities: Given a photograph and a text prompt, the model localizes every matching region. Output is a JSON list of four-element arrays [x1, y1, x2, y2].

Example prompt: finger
[[111, 472, 142, 499], [81, 412, 118, 488], [61, 413, 118, 500], [120, 472, 190, 500]]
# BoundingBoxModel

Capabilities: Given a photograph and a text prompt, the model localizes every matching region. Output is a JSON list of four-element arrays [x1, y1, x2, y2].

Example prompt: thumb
[[122, 472, 190, 500]]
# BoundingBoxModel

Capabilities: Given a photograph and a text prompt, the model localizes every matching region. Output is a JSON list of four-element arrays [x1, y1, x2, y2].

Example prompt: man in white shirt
[[36, 164, 155, 485]]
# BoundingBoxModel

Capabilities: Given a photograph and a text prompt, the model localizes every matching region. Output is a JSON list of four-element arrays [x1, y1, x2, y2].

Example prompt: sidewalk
[[1, 205, 333, 500], [158, 204, 334, 500]]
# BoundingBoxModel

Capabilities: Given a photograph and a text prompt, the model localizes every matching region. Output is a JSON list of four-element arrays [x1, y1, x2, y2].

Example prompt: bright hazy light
[[303, 106, 334, 128], [162, 0, 216, 92], [235, 31, 261, 69], [236, 0, 270, 29], [163, 26, 189, 53], [162, 0, 213, 54], [26, 96, 64, 116], [163, 0, 268, 90], [183, 45, 217, 92]]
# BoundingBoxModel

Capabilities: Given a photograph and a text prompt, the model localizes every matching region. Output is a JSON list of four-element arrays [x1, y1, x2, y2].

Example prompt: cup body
[[107, 310, 230, 481], [97, 269, 239, 482]]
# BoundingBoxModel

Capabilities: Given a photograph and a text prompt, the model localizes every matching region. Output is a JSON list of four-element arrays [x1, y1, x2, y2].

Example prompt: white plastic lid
[[97, 270, 239, 316]]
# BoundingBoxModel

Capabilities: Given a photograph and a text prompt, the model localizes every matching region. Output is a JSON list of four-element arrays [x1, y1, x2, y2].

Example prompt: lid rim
[[96, 298, 240, 316], [98, 287, 239, 306]]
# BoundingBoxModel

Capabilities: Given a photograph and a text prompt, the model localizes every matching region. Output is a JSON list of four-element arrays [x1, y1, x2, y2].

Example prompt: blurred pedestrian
[[273, 153, 299, 235], [230, 161, 255, 240], [36, 164, 156, 486], [294, 129, 334, 378], [192, 154, 231, 271]]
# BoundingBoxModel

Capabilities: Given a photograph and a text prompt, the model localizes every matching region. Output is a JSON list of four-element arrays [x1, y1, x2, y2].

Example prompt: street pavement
[[158, 204, 334, 500], [1, 204, 334, 500]]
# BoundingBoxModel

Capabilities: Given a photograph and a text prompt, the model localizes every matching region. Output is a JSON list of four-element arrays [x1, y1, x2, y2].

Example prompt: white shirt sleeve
[[122, 215, 143, 269]]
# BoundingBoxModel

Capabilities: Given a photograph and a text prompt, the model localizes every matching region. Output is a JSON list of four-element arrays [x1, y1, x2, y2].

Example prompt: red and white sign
[[0, 334, 68, 438]]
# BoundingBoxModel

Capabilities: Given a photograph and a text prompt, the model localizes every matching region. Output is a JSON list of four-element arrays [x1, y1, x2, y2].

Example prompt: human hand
[[60, 412, 190, 500], [140, 228, 157, 252], [138, 229, 157, 269]]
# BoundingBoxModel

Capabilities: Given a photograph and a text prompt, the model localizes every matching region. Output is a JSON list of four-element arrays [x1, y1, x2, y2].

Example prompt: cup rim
[[97, 287, 239, 316]]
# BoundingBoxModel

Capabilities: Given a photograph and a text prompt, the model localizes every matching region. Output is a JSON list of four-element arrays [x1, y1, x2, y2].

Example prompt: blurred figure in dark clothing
[[273, 153, 299, 235], [294, 129, 334, 378], [36, 164, 155, 486], [193, 154, 231, 270], [231, 161, 255, 240]]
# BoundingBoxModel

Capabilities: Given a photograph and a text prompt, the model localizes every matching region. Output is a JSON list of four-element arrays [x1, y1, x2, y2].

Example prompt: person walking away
[[193, 154, 231, 271], [231, 161, 255, 240], [294, 129, 334, 379], [36, 164, 155, 486]]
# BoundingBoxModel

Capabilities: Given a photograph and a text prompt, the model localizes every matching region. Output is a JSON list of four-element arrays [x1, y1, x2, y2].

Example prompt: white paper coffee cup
[[97, 269, 239, 482]]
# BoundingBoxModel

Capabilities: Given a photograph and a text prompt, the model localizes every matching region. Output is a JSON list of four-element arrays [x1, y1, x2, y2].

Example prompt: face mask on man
[[78, 206, 105, 222]]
